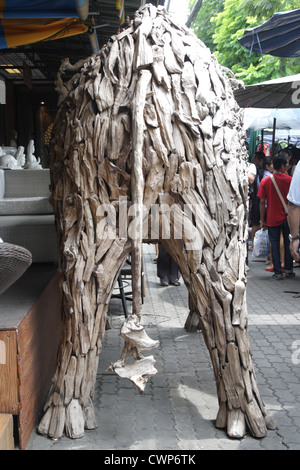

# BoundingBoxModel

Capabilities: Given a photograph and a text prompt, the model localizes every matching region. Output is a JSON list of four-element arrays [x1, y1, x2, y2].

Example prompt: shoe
[[169, 280, 180, 286], [272, 273, 284, 280], [285, 273, 295, 279], [160, 279, 169, 286], [265, 266, 274, 272]]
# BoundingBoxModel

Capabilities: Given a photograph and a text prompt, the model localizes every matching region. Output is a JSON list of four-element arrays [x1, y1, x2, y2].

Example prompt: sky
[[168, 0, 190, 25]]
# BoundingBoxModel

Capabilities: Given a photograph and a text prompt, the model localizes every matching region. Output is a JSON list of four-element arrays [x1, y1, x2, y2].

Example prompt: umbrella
[[234, 73, 300, 108], [238, 8, 300, 58]]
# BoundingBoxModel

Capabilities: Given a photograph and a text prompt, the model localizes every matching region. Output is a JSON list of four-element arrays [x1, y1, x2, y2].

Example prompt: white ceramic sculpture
[[24, 140, 42, 170], [14, 146, 26, 167], [1, 146, 17, 156], [0, 146, 25, 169]]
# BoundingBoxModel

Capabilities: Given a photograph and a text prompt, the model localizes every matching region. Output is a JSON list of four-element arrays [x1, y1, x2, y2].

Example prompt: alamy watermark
[[292, 340, 300, 365], [96, 198, 205, 251], [291, 81, 300, 105]]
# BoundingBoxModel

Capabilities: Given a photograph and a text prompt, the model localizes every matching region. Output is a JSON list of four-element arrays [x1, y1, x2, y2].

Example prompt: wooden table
[[0, 264, 61, 449]]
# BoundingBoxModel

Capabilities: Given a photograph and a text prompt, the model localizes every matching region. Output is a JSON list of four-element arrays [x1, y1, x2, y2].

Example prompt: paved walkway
[[27, 244, 300, 451]]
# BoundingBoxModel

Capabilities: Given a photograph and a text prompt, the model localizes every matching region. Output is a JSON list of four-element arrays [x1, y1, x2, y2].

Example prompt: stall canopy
[[238, 8, 300, 58], [0, 0, 89, 49], [243, 107, 300, 131], [235, 74, 300, 158], [244, 108, 300, 159], [234, 73, 300, 108]]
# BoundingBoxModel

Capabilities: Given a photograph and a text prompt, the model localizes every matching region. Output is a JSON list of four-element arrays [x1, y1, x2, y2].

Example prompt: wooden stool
[[111, 257, 145, 318]]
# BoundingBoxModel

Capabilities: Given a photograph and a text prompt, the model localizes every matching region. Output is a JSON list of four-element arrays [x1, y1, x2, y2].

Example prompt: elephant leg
[[38, 238, 131, 439], [162, 230, 275, 439], [159, 193, 276, 438], [188, 257, 275, 438]]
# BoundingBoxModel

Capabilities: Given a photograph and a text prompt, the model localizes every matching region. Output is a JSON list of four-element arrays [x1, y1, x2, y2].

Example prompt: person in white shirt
[[248, 162, 256, 184], [287, 161, 300, 261], [247, 151, 266, 249]]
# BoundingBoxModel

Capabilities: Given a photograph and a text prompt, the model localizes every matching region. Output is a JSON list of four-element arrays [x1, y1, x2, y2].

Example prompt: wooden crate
[[0, 414, 14, 450], [0, 270, 61, 450]]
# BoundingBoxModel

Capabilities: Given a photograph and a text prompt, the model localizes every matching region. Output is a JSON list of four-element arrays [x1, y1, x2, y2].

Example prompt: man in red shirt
[[257, 154, 294, 280]]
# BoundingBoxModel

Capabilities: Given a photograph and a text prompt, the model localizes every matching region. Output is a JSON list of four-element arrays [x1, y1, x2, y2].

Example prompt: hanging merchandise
[[116, 0, 125, 25], [256, 141, 270, 156]]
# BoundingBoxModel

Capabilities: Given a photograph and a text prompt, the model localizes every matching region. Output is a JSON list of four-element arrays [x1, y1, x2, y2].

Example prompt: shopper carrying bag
[[257, 154, 294, 280]]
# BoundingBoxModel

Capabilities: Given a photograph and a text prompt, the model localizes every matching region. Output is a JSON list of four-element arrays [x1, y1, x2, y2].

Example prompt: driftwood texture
[[39, 4, 276, 440]]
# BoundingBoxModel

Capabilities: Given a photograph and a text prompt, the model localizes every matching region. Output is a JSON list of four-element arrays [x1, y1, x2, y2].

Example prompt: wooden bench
[[0, 264, 61, 449]]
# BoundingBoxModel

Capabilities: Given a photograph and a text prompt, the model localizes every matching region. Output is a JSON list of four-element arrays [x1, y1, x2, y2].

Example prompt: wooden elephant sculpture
[[38, 4, 276, 440]]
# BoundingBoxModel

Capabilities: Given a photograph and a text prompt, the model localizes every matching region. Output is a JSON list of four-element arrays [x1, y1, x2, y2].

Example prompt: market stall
[[234, 74, 300, 159]]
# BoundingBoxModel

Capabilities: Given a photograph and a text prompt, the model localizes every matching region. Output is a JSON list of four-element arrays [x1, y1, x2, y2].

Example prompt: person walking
[[257, 154, 294, 280], [157, 244, 180, 286], [248, 151, 266, 250], [287, 161, 300, 262]]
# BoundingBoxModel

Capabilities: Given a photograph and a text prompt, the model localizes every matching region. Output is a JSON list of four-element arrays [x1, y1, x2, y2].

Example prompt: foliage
[[190, 0, 300, 84], [189, 0, 224, 52]]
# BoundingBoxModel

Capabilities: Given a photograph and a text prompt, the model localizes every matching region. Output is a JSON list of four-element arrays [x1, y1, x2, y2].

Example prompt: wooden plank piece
[[0, 331, 19, 415], [0, 414, 14, 450]]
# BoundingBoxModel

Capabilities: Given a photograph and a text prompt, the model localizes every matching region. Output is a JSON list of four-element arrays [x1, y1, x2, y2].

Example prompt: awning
[[243, 108, 300, 131], [234, 74, 300, 108], [0, 0, 89, 49], [0, 0, 81, 19], [238, 8, 300, 58]]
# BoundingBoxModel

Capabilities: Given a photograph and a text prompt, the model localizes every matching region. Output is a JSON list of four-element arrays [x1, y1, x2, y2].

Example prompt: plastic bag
[[252, 228, 270, 258]]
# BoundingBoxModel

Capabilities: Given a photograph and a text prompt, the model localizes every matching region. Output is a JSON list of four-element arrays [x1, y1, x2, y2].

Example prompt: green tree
[[189, 0, 225, 52], [190, 0, 300, 84]]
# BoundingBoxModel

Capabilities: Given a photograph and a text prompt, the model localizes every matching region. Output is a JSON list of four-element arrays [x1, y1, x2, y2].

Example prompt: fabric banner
[[0, 17, 88, 48], [0, 1, 89, 49]]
